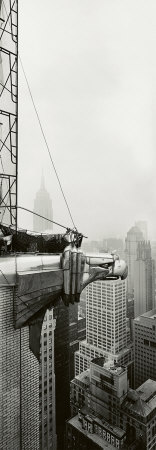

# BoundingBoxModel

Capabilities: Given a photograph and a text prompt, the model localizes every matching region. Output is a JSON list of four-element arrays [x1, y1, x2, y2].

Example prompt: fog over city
[[18, 0, 156, 239]]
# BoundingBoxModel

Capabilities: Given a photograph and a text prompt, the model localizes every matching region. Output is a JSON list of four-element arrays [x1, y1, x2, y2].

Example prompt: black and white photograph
[[0, 1, 156, 449]]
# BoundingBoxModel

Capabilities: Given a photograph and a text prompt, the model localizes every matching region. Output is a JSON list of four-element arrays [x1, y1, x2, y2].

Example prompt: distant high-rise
[[133, 309, 156, 388], [75, 279, 133, 387], [125, 226, 143, 296], [134, 241, 155, 317], [151, 241, 156, 308], [135, 221, 148, 240], [33, 175, 53, 232]]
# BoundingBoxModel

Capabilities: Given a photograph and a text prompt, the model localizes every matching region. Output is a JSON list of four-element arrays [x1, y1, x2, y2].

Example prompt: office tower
[[0, 287, 39, 449], [151, 241, 156, 308], [133, 309, 156, 388], [75, 279, 133, 387], [134, 241, 155, 317], [86, 280, 127, 352], [68, 358, 156, 450], [135, 221, 148, 240], [125, 226, 143, 296], [33, 175, 53, 232], [39, 309, 57, 450]]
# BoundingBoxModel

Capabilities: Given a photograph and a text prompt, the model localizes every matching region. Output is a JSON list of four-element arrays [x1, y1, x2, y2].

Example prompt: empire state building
[[33, 175, 53, 232]]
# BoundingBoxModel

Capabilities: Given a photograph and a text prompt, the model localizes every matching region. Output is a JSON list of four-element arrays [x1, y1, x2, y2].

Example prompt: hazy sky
[[18, 0, 156, 240]]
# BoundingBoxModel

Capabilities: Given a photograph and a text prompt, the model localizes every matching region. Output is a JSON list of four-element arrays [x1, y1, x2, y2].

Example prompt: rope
[[18, 205, 71, 232], [19, 55, 77, 230], [17, 206, 86, 239], [1, 6, 85, 242]]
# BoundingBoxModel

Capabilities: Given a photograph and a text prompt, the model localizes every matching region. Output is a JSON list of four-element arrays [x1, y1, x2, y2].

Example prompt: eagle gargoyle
[[0, 245, 128, 358]]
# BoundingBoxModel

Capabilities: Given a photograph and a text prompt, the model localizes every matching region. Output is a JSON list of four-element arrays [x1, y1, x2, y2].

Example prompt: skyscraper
[[133, 309, 156, 388], [75, 279, 133, 387], [134, 241, 155, 317], [150, 241, 156, 308], [125, 226, 143, 297], [0, 286, 39, 449], [135, 221, 148, 240], [86, 280, 127, 352], [33, 175, 53, 232], [39, 309, 57, 450]]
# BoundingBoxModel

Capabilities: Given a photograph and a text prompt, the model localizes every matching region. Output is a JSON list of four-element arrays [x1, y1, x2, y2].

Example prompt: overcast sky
[[18, 0, 156, 240]]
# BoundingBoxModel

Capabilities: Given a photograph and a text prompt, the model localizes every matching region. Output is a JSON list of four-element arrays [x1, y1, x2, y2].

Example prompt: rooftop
[[67, 415, 122, 449], [80, 406, 125, 438], [134, 308, 156, 321], [91, 357, 125, 375], [137, 379, 156, 402], [72, 370, 90, 387], [122, 380, 156, 418], [127, 226, 143, 237]]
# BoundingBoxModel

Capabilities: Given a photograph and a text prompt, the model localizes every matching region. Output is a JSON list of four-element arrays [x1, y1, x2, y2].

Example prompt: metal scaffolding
[[0, 0, 18, 230]]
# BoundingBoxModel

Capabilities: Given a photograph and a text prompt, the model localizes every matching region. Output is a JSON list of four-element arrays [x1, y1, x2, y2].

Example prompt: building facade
[[133, 309, 156, 388], [86, 280, 127, 352], [39, 309, 57, 450], [125, 226, 143, 297], [75, 279, 133, 387], [151, 241, 156, 308], [0, 286, 39, 449], [134, 241, 155, 317], [135, 221, 148, 240]]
